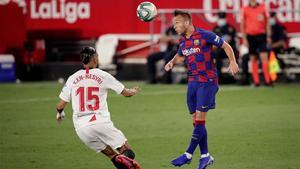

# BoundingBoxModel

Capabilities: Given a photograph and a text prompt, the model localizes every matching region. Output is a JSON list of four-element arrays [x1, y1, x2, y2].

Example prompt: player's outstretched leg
[[171, 115, 206, 167], [198, 153, 214, 169], [171, 123, 202, 166]]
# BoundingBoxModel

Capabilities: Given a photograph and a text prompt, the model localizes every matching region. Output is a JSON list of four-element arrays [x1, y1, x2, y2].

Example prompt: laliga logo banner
[[30, 0, 91, 24], [0, 0, 91, 24]]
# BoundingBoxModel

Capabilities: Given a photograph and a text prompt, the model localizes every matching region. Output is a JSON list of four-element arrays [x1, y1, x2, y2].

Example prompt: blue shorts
[[186, 81, 219, 114]]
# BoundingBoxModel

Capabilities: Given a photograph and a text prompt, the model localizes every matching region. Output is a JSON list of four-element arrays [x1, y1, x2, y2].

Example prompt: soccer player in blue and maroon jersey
[[165, 10, 239, 169]]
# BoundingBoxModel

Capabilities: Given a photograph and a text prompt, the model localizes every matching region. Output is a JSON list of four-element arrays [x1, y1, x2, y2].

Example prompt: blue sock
[[186, 124, 203, 155], [199, 125, 208, 155]]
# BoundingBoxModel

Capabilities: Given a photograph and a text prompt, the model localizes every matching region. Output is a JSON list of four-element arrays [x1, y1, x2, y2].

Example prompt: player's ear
[[91, 55, 98, 66], [184, 20, 189, 26]]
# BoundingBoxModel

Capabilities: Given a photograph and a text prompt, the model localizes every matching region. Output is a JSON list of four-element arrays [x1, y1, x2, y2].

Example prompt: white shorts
[[75, 121, 127, 153]]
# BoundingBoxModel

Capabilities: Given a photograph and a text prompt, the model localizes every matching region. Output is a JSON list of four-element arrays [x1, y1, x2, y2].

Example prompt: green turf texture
[[0, 82, 299, 169]]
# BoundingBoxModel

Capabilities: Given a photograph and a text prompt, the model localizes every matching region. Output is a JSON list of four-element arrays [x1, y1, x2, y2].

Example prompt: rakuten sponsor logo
[[30, 0, 90, 24], [182, 48, 201, 56]]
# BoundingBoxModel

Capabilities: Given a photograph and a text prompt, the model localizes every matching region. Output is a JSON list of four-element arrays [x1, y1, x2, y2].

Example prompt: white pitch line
[[0, 97, 58, 104], [0, 86, 250, 104]]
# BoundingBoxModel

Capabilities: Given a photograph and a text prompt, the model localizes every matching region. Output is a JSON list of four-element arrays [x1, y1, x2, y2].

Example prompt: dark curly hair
[[80, 46, 97, 64]]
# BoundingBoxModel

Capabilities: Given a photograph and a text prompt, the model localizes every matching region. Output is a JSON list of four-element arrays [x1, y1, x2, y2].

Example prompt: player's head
[[217, 12, 226, 19], [217, 12, 227, 27], [172, 10, 192, 35], [249, 0, 258, 7], [80, 46, 99, 67]]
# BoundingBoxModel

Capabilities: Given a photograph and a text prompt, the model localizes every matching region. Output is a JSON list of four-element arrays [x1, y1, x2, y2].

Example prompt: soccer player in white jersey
[[56, 47, 141, 169]]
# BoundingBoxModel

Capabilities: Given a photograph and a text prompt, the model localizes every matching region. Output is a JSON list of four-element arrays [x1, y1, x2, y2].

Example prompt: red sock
[[262, 62, 271, 84], [251, 60, 260, 85]]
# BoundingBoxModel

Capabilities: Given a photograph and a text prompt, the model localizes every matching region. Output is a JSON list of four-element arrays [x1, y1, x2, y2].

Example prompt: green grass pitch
[[0, 82, 300, 169]]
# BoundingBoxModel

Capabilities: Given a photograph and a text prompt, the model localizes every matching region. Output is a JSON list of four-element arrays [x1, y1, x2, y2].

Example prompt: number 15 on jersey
[[76, 87, 100, 112]]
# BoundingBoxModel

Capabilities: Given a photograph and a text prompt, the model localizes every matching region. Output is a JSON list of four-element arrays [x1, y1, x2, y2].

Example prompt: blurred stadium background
[[1, 0, 300, 82], [0, 0, 300, 169]]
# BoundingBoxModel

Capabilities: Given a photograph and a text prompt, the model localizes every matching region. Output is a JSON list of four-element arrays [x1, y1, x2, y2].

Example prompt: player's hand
[[122, 86, 141, 97], [56, 111, 65, 124], [227, 61, 239, 76], [164, 61, 174, 71], [131, 86, 141, 95]]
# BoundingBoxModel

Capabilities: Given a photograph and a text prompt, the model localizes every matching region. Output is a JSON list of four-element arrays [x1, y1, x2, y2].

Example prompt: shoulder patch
[[214, 35, 221, 43]]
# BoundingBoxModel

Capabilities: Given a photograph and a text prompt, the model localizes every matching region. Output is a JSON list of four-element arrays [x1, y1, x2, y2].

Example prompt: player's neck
[[83, 64, 96, 69], [185, 25, 195, 39]]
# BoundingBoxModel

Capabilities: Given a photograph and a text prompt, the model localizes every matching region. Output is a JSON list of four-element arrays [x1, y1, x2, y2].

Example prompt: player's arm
[[240, 9, 248, 46], [203, 30, 239, 76], [164, 53, 184, 71], [56, 100, 68, 123], [221, 41, 239, 76], [121, 86, 141, 97], [56, 77, 71, 124], [265, 11, 272, 46]]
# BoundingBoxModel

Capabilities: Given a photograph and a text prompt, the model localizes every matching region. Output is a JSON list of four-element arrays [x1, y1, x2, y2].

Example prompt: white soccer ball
[[58, 77, 65, 84], [136, 2, 157, 22]]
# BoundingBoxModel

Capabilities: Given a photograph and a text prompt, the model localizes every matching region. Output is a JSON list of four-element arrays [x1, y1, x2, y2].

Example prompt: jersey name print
[[72, 73, 103, 85]]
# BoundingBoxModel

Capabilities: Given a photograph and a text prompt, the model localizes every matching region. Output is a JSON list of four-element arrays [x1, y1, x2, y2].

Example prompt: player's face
[[249, 0, 257, 6], [172, 15, 188, 35]]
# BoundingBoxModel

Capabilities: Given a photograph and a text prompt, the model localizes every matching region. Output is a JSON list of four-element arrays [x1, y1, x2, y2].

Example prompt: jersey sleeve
[[59, 77, 72, 102], [104, 73, 125, 94], [203, 31, 224, 48]]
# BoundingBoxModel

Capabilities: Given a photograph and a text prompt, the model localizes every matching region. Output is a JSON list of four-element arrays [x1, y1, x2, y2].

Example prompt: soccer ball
[[136, 2, 157, 22]]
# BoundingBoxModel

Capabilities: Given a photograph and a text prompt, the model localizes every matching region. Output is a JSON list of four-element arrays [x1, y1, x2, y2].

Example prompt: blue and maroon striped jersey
[[178, 27, 224, 83]]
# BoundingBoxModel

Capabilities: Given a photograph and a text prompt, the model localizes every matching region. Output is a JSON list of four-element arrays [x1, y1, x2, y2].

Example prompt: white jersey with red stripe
[[59, 68, 124, 129]]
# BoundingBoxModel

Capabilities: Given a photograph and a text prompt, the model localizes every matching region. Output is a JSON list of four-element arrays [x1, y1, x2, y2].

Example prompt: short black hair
[[217, 12, 226, 18], [80, 46, 96, 64], [173, 10, 192, 22], [270, 12, 276, 17]]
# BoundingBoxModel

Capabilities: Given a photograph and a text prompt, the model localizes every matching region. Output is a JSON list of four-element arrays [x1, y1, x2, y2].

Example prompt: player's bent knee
[[123, 149, 135, 159]]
